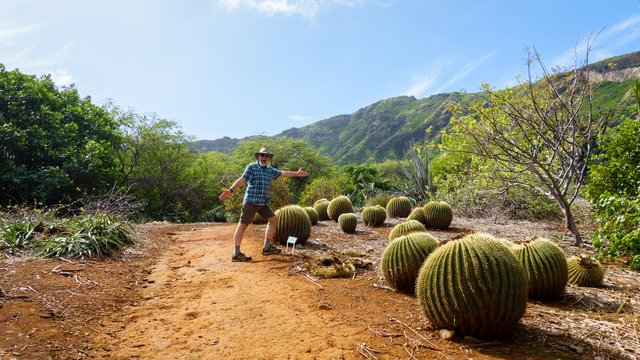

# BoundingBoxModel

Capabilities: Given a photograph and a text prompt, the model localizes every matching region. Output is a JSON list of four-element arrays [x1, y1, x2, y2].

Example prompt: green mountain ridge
[[193, 50, 640, 164]]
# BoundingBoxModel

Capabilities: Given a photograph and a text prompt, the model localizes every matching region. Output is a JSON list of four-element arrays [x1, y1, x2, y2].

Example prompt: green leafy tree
[[0, 65, 122, 205], [116, 113, 198, 221], [445, 46, 607, 244], [299, 177, 342, 206], [229, 136, 335, 203], [586, 78, 640, 268]]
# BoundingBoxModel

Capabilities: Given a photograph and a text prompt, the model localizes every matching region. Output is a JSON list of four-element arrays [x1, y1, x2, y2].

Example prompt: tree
[[585, 78, 640, 268], [0, 65, 122, 206], [445, 46, 607, 244]]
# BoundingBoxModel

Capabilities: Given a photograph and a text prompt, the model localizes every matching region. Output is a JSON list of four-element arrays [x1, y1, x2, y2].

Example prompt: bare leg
[[265, 216, 278, 247], [233, 222, 249, 247]]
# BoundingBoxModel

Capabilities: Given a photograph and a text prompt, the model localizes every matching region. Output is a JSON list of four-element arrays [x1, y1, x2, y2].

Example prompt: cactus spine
[[273, 205, 312, 245], [303, 207, 319, 225], [423, 201, 453, 229], [416, 233, 527, 338], [361, 205, 386, 227], [388, 220, 427, 242], [381, 232, 439, 294], [567, 254, 605, 287], [386, 196, 412, 218], [513, 238, 568, 299], [327, 196, 354, 222], [313, 199, 331, 221], [338, 213, 358, 233]]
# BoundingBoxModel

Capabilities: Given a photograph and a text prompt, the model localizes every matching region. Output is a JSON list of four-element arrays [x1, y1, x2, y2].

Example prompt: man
[[219, 147, 308, 262]]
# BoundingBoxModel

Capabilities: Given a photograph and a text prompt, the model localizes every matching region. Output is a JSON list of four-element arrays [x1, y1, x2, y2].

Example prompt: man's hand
[[219, 189, 232, 201], [297, 168, 308, 177]]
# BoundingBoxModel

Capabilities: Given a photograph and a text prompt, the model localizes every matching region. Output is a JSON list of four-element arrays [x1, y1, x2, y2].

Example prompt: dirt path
[[93, 225, 391, 359], [3, 219, 639, 359]]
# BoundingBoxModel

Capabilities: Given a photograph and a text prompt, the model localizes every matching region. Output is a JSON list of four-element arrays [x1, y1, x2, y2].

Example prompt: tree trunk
[[562, 206, 583, 245]]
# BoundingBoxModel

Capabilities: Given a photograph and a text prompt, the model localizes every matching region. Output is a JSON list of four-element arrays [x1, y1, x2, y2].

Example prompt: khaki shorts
[[239, 203, 276, 224]]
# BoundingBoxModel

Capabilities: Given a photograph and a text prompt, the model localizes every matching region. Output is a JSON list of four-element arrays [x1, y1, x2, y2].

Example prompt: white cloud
[[214, 0, 384, 20], [290, 114, 312, 121], [402, 60, 447, 97], [552, 14, 640, 68], [434, 52, 495, 93], [51, 68, 75, 87]]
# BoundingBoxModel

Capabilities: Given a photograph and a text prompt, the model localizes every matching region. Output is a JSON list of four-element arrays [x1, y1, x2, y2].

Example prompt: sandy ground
[[1, 218, 639, 359]]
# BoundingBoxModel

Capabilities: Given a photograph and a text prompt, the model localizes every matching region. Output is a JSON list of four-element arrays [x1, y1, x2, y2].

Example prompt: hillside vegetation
[[195, 51, 640, 164]]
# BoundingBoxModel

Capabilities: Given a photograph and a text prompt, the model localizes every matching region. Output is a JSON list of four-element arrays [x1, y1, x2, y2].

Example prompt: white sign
[[286, 236, 298, 254]]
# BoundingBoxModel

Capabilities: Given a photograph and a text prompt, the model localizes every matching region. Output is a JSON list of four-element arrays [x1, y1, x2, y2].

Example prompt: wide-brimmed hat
[[255, 147, 274, 160]]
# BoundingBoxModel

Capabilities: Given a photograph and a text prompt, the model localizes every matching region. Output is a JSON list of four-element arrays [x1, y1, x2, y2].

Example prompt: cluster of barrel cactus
[[388, 220, 427, 242], [381, 232, 438, 294], [313, 199, 331, 221], [361, 205, 387, 227], [386, 196, 412, 218], [273, 205, 311, 245], [567, 254, 605, 287], [513, 238, 568, 299], [422, 201, 453, 229], [338, 213, 358, 233], [327, 196, 354, 222], [416, 233, 528, 338]]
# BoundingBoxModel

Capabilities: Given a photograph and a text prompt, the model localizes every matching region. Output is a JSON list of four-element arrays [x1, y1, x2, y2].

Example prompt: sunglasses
[[259, 154, 271, 158]]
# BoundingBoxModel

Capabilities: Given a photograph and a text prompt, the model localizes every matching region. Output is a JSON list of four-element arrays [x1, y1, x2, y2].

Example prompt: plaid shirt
[[242, 162, 282, 205]]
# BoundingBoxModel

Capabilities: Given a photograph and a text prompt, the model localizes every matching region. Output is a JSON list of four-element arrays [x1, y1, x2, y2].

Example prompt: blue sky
[[2, 0, 640, 141]]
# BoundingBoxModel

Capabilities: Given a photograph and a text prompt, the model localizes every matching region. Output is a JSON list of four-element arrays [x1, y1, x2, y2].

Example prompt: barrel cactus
[[361, 206, 386, 227], [423, 201, 453, 229], [338, 213, 358, 233], [386, 196, 412, 218], [513, 238, 568, 299], [567, 254, 605, 287], [313, 199, 331, 221], [252, 213, 268, 224], [407, 207, 427, 225], [303, 207, 319, 225], [416, 232, 527, 338], [327, 196, 354, 222], [381, 232, 439, 294], [273, 205, 312, 245], [388, 220, 427, 242]]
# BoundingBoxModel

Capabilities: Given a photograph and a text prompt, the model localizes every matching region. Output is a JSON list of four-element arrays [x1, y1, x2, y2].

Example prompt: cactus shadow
[[534, 286, 631, 314]]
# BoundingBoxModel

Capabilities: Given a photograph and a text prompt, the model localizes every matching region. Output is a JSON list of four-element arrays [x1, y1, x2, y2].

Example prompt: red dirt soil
[[1, 218, 639, 359]]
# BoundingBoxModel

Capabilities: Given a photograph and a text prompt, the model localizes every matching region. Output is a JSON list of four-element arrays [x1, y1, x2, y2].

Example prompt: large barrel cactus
[[416, 233, 527, 338], [423, 201, 453, 229], [567, 255, 605, 287], [361, 206, 386, 227], [407, 207, 427, 225], [303, 207, 319, 225], [273, 205, 312, 245], [386, 196, 412, 218], [388, 220, 427, 242], [381, 232, 439, 294], [338, 213, 358, 233], [513, 238, 568, 299], [313, 199, 331, 221], [327, 196, 354, 222]]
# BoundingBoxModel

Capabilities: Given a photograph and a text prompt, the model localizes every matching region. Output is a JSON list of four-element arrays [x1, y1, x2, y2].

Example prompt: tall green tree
[[586, 78, 640, 268], [0, 65, 122, 205], [115, 112, 198, 221], [445, 46, 608, 244]]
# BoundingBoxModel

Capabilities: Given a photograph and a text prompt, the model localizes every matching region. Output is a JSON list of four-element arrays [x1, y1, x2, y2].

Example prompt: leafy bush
[[590, 194, 640, 269], [299, 177, 341, 206], [586, 85, 640, 268], [1, 206, 136, 258], [36, 213, 136, 258]]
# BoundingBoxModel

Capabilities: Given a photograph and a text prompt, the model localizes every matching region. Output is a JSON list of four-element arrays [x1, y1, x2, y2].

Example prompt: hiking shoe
[[262, 244, 282, 255], [232, 252, 252, 262]]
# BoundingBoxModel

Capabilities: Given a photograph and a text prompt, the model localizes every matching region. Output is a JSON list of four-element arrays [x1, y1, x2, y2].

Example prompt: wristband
[[228, 188, 233, 193]]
